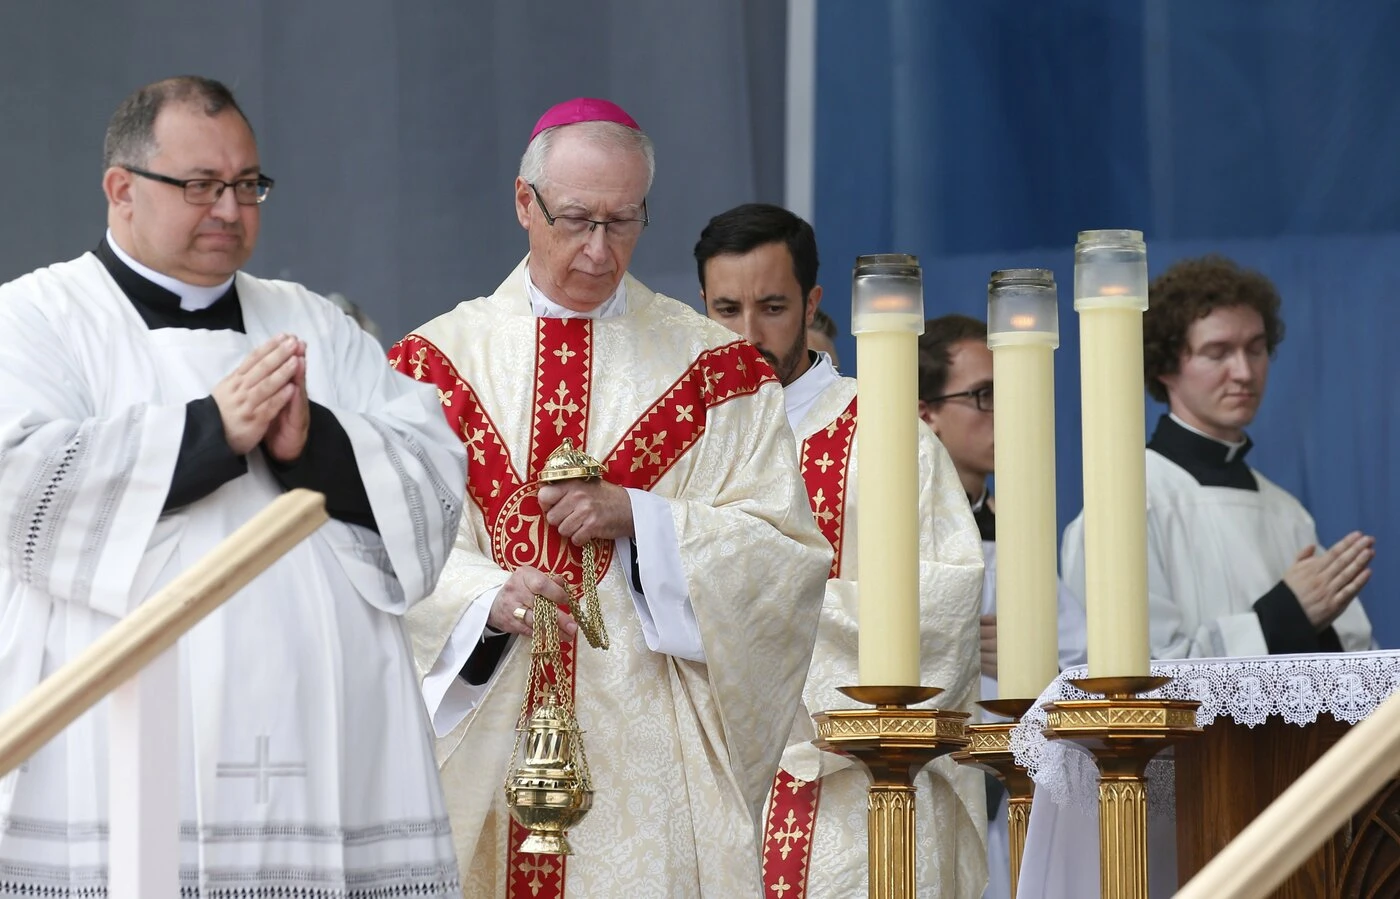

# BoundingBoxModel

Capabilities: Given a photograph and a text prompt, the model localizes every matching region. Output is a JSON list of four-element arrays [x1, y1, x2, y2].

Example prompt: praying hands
[[211, 333, 308, 460]]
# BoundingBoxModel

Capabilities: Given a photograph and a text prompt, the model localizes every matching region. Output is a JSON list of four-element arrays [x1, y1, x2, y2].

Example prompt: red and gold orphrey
[[391, 322, 774, 898], [759, 395, 857, 896]]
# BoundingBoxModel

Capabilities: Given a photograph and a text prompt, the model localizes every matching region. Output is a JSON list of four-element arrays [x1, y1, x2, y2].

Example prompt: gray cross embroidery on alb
[[216, 735, 306, 804]]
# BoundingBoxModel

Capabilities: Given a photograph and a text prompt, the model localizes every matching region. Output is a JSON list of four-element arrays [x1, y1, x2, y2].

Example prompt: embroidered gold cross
[[771, 809, 806, 860], [410, 346, 429, 379], [770, 876, 794, 896], [542, 381, 581, 435], [553, 342, 578, 363], [515, 854, 558, 896], [813, 452, 835, 473], [824, 409, 855, 439], [463, 426, 487, 465], [701, 367, 725, 399], [436, 387, 453, 407], [630, 432, 667, 472], [675, 404, 695, 423], [811, 488, 834, 525]]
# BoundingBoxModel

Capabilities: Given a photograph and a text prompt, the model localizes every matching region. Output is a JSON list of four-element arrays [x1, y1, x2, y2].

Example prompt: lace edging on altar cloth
[[1007, 650, 1400, 820]]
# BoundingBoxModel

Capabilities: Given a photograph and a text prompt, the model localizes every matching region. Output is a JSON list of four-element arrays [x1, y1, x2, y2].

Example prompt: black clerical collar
[[96, 237, 245, 332], [1148, 414, 1258, 490], [970, 489, 996, 541]]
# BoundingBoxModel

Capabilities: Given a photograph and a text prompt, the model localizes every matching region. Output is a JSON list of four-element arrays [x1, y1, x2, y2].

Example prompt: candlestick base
[[814, 684, 969, 899], [1043, 676, 1201, 899], [952, 698, 1038, 897]]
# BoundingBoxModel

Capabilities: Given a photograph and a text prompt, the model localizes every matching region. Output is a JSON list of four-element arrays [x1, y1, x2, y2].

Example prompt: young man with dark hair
[[698, 203, 987, 899]]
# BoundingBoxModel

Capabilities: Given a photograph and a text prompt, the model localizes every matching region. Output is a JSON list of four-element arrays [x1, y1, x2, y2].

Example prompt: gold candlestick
[[1042, 676, 1200, 899], [954, 698, 1039, 897], [814, 685, 971, 899]]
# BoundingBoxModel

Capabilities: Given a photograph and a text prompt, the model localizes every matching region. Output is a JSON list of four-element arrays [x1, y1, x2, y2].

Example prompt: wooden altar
[[1174, 713, 1400, 898]]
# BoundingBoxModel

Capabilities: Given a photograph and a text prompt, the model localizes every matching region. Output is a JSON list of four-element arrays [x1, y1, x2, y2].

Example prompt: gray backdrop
[[0, 1, 787, 342]]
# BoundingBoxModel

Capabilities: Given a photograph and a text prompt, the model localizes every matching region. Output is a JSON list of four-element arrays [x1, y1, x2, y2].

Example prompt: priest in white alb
[[0, 77, 465, 896], [697, 202, 988, 898], [391, 100, 832, 897]]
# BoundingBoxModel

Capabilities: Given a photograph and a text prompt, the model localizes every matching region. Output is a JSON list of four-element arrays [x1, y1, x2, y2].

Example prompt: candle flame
[[1100, 284, 1129, 296], [1009, 313, 1038, 330], [870, 294, 913, 311]]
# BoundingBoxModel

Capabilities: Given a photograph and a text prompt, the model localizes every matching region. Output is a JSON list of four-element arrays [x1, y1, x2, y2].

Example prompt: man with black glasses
[[393, 100, 830, 898], [0, 76, 466, 895]]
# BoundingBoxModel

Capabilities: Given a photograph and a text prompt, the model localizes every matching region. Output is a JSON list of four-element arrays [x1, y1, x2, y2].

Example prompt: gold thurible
[[504, 592, 594, 854], [504, 438, 612, 854]]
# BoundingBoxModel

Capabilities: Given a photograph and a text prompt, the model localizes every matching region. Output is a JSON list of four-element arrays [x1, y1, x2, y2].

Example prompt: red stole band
[[761, 770, 824, 899], [759, 395, 858, 896]]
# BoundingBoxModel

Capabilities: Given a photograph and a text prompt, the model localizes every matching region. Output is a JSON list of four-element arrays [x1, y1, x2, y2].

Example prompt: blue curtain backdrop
[[813, 0, 1400, 647]]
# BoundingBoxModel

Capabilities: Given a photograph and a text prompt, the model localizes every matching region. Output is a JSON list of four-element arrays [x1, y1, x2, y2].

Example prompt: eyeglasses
[[927, 385, 993, 412], [124, 166, 275, 206], [528, 183, 648, 241]]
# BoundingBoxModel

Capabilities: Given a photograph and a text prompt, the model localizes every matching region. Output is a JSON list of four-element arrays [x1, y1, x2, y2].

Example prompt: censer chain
[[569, 539, 609, 650]]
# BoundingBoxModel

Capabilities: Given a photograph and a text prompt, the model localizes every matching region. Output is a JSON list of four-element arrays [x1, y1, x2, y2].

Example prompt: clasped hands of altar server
[[212, 333, 308, 459]]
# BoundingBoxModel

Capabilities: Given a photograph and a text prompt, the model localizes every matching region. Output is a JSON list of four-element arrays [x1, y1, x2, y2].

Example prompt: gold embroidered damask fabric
[[396, 260, 832, 897]]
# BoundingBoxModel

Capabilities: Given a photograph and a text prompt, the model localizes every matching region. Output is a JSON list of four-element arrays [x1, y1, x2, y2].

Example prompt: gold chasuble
[[390, 260, 831, 898], [760, 370, 988, 899]]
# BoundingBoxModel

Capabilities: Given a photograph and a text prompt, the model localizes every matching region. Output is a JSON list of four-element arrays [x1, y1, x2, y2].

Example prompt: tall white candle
[[1074, 231, 1150, 678], [852, 255, 924, 686], [987, 269, 1061, 699]]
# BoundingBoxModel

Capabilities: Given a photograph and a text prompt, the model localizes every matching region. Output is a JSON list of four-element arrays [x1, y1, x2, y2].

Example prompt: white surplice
[[1060, 434, 1373, 659], [394, 259, 832, 897], [1031, 418, 1374, 898], [777, 353, 989, 899], [0, 253, 465, 897]]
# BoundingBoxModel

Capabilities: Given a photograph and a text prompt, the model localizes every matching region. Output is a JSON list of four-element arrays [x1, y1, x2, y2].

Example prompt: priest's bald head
[[100, 76, 269, 287], [514, 98, 654, 313]]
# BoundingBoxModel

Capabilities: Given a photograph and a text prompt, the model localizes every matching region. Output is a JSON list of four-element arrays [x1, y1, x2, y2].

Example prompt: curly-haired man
[[1062, 255, 1375, 657]]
